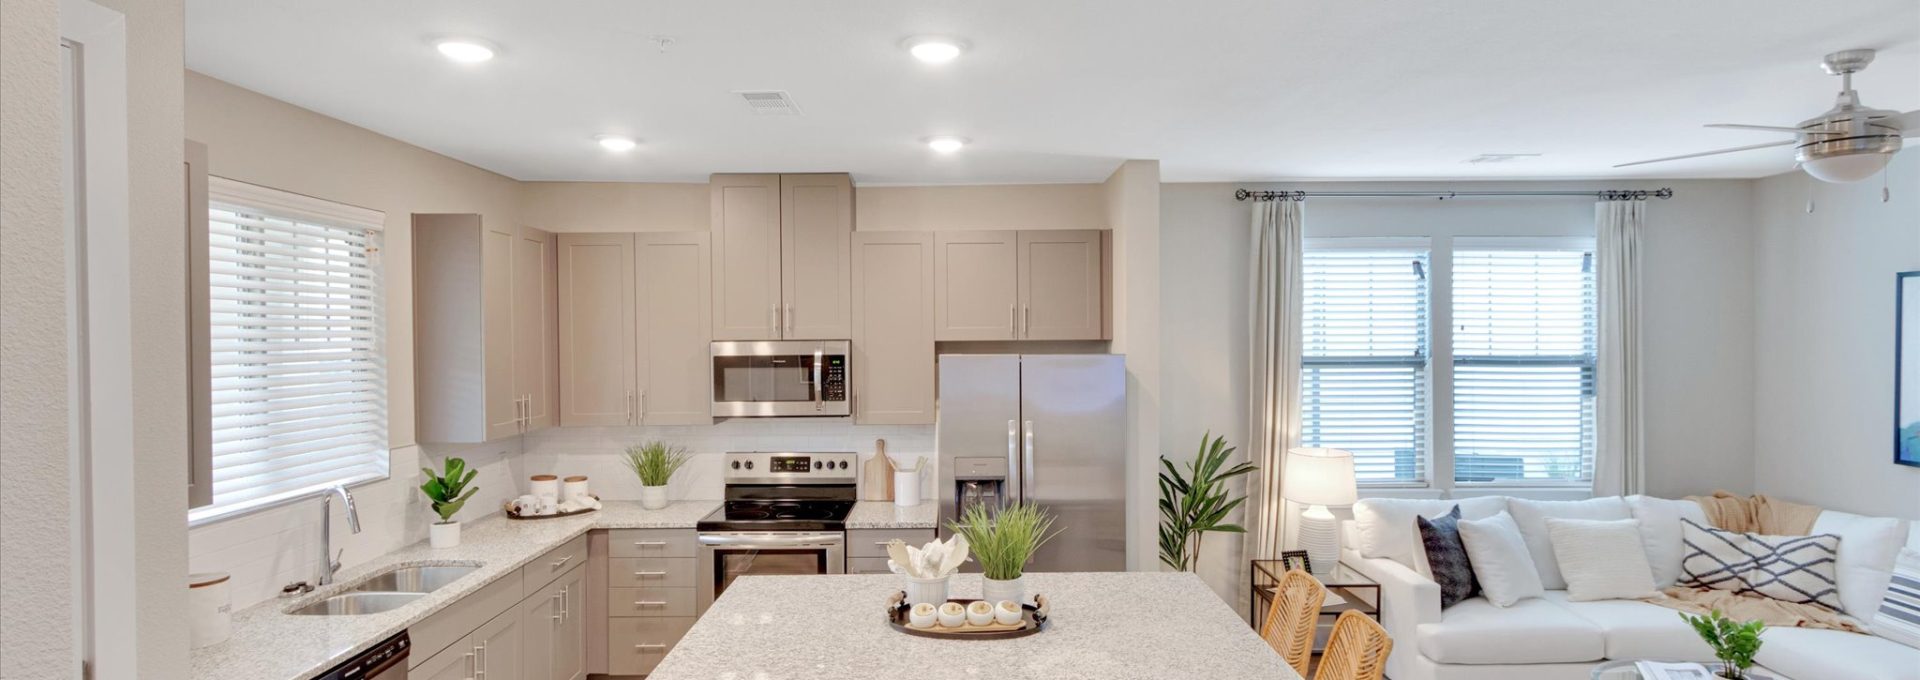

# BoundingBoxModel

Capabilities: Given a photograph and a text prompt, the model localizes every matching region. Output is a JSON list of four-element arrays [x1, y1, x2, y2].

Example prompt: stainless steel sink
[[287, 591, 424, 616], [347, 565, 479, 594]]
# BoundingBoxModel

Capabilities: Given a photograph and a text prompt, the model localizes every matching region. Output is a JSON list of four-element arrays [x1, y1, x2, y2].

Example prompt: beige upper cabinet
[[934, 231, 1019, 340], [852, 232, 935, 424], [416, 214, 556, 443], [636, 232, 713, 425], [1017, 230, 1104, 340], [709, 174, 782, 339], [779, 174, 852, 340], [557, 234, 636, 427]]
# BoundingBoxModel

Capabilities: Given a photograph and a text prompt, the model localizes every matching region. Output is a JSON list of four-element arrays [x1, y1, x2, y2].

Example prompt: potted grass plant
[[1680, 609, 1766, 679], [947, 501, 1059, 605], [623, 441, 690, 510], [420, 457, 479, 548]]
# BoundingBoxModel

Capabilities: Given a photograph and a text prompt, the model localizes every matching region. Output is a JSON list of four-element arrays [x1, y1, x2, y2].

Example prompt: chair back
[[1259, 569, 1325, 677], [1313, 609, 1392, 680]]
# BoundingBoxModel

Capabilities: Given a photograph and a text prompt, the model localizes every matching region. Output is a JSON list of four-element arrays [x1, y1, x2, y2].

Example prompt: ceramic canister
[[562, 475, 590, 502], [188, 572, 231, 648], [530, 474, 560, 501]]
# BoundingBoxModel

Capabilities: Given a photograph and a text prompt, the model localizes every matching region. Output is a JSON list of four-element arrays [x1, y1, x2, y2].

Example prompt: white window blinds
[[1300, 246, 1431, 485], [191, 179, 388, 523], [1451, 244, 1596, 485]]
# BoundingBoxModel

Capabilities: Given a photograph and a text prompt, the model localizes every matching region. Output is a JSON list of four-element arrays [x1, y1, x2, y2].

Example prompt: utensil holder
[[905, 575, 949, 606], [894, 469, 921, 506]]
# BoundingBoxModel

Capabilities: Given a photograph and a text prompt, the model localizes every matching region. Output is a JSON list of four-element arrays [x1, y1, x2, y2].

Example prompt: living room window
[[1302, 236, 1597, 492]]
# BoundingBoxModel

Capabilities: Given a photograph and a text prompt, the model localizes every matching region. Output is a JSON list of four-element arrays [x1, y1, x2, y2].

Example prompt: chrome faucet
[[317, 484, 362, 586]]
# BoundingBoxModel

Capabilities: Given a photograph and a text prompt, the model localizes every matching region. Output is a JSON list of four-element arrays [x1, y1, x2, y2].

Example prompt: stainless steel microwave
[[710, 340, 850, 417]]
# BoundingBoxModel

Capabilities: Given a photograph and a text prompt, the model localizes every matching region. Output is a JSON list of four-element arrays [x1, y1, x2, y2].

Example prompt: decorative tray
[[503, 495, 600, 520], [885, 591, 1050, 640]]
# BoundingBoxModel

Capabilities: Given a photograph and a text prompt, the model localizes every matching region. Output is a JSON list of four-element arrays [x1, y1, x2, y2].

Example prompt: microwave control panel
[[822, 356, 846, 401]]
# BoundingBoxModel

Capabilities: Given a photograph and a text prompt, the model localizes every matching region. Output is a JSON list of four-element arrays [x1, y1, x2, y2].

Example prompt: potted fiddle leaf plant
[[1680, 609, 1766, 679], [421, 457, 479, 548], [1158, 433, 1257, 572], [948, 501, 1058, 605], [623, 441, 690, 510]]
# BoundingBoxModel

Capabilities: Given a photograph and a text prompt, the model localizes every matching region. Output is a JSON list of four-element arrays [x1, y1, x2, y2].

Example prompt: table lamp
[[1281, 447, 1357, 575]]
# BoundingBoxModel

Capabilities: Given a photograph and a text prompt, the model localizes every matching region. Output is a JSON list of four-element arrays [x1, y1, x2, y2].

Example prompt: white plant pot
[[905, 575, 950, 607], [981, 575, 1025, 605], [429, 521, 461, 549], [639, 485, 670, 510]]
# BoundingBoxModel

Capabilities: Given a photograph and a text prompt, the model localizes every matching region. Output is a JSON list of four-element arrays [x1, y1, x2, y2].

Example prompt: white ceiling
[[185, 0, 1920, 185]]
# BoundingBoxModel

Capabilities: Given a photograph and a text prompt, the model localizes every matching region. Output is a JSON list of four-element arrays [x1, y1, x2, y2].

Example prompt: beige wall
[[519, 181, 707, 232], [1103, 160, 1162, 572], [857, 183, 1106, 231], [1, 0, 75, 675]]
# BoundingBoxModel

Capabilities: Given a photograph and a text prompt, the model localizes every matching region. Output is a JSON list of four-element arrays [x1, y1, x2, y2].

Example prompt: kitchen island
[[648, 572, 1298, 680]]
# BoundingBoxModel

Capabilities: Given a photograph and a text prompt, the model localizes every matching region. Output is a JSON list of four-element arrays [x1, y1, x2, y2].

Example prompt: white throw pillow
[[1546, 517, 1661, 602], [1352, 496, 1509, 570], [1458, 511, 1545, 607], [1810, 510, 1908, 618], [1626, 495, 1711, 588], [1509, 497, 1632, 590], [1873, 548, 1920, 650]]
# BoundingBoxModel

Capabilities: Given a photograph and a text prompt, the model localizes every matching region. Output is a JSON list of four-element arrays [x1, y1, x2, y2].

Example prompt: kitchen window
[[1301, 236, 1597, 491], [188, 178, 388, 524]]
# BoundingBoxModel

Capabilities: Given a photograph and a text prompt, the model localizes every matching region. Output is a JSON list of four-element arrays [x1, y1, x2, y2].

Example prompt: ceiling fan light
[[1802, 152, 1890, 183]]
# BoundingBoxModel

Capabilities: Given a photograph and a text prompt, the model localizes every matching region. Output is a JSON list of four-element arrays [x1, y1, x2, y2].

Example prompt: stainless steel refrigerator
[[937, 354, 1127, 572]]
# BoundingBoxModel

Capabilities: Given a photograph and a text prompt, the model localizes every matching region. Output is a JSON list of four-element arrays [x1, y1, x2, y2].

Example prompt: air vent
[[1464, 153, 1542, 164], [734, 90, 802, 116]]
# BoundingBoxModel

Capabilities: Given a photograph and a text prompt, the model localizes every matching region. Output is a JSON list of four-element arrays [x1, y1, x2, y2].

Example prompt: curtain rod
[[1234, 188, 1674, 202]]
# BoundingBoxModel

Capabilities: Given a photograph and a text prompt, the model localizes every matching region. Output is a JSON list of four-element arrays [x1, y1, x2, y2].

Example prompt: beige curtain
[[1244, 197, 1305, 584], [1594, 199, 1646, 496]]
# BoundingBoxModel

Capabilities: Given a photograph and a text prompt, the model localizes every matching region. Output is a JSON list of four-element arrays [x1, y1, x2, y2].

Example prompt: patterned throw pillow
[[1417, 505, 1478, 609], [1678, 518, 1843, 611], [1873, 548, 1920, 649]]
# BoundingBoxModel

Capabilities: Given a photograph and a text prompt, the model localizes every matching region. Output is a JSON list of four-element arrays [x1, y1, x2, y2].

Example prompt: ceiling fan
[[1617, 49, 1919, 183]]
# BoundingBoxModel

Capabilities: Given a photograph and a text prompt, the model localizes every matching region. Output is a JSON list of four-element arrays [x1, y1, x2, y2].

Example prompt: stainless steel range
[[695, 452, 855, 613]]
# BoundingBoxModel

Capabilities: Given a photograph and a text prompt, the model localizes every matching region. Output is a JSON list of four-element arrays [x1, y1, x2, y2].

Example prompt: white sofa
[[1339, 496, 1920, 680]]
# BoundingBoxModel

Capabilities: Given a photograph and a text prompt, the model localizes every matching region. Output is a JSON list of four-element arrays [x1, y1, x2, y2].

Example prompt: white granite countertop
[[846, 500, 940, 528], [190, 500, 716, 680], [648, 572, 1298, 680]]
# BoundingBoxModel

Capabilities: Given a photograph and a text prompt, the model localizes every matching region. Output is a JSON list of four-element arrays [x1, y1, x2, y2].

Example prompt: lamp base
[[1298, 504, 1340, 576]]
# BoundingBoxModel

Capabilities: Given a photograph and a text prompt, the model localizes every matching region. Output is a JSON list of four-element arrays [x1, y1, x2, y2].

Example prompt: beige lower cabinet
[[408, 543, 589, 680], [607, 617, 697, 676], [412, 641, 478, 680], [852, 232, 935, 424], [599, 529, 699, 676], [521, 564, 586, 680], [415, 604, 526, 680]]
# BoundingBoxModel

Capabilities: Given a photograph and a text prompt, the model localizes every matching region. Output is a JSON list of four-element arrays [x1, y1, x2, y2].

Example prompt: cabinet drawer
[[607, 587, 696, 617], [608, 557, 696, 589], [846, 556, 895, 575], [848, 528, 938, 558], [520, 534, 588, 594], [608, 528, 697, 558], [607, 616, 695, 676]]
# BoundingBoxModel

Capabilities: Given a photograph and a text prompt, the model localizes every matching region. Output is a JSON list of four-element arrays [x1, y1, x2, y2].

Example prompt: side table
[[1249, 559, 1381, 630]]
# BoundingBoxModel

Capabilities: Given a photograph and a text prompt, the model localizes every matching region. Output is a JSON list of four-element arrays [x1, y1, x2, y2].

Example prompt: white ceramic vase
[[981, 575, 1025, 605], [639, 485, 669, 510], [905, 575, 949, 606], [429, 521, 461, 549]]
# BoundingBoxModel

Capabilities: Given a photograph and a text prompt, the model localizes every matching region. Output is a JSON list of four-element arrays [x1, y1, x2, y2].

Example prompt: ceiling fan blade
[[1705, 123, 1810, 134], [1613, 140, 1797, 168], [1898, 110, 1920, 137]]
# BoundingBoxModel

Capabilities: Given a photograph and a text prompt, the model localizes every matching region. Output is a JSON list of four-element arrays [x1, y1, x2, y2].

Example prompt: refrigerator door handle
[[1007, 419, 1020, 501], [1022, 420, 1034, 499]]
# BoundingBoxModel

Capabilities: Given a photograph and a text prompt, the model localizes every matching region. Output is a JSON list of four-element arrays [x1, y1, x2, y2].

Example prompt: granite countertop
[[190, 500, 717, 680], [846, 500, 940, 529], [648, 572, 1298, 680]]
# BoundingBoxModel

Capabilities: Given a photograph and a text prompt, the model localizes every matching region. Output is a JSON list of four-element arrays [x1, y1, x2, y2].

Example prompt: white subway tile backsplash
[[519, 421, 935, 501]]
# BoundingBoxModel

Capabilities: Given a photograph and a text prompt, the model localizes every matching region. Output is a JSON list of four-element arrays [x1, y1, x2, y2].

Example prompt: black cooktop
[[696, 499, 855, 533]]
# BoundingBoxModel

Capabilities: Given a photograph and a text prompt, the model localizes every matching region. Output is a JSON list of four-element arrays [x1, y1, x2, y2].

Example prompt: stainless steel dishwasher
[[316, 630, 409, 680]]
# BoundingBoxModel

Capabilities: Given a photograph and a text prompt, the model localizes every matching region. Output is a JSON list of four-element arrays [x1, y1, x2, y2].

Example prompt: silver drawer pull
[[873, 541, 894, 546], [551, 554, 573, 570], [636, 643, 668, 651], [633, 541, 667, 547], [634, 571, 668, 577], [633, 601, 668, 607]]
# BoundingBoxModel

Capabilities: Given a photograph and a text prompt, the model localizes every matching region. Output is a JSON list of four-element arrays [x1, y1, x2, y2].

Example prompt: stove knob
[[745, 461, 754, 470], [838, 461, 849, 470], [731, 461, 740, 470], [813, 461, 822, 470]]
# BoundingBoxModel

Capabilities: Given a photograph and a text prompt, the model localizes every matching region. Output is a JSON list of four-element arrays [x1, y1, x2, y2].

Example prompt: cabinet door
[[474, 608, 524, 680], [484, 224, 520, 440], [709, 174, 782, 339], [852, 232, 935, 424], [1017, 230, 1104, 340], [555, 566, 587, 680], [515, 226, 558, 432], [779, 173, 852, 340], [934, 231, 1018, 340], [636, 233, 713, 425], [557, 234, 636, 426], [413, 640, 476, 680], [520, 580, 560, 680]]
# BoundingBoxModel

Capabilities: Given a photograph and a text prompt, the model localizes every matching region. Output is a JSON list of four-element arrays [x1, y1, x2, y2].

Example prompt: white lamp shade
[[1281, 447, 1357, 507]]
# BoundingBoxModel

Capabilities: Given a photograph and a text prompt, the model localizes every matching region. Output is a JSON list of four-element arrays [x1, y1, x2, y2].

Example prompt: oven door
[[696, 531, 845, 613], [711, 340, 851, 417]]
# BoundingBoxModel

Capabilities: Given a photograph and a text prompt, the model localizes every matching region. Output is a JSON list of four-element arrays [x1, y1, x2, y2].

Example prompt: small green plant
[[1679, 609, 1765, 679], [946, 501, 1059, 581], [420, 457, 479, 524], [1158, 433, 1257, 571], [623, 441, 690, 487]]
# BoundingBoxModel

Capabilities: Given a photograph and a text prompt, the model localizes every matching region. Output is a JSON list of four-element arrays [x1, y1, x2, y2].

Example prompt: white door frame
[[62, 0, 136, 676]]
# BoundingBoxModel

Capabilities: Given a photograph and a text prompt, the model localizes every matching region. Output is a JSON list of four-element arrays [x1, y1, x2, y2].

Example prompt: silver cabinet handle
[[873, 541, 893, 546], [636, 643, 667, 651], [551, 592, 563, 622], [473, 642, 487, 680], [638, 390, 646, 421], [633, 600, 668, 607], [552, 554, 573, 570], [624, 390, 634, 425], [634, 570, 668, 577], [464, 652, 475, 679], [633, 540, 667, 547], [1009, 304, 1017, 337], [786, 303, 795, 335], [560, 584, 569, 621], [1023, 420, 1035, 498], [770, 303, 778, 336], [812, 348, 824, 412], [1023, 306, 1031, 338]]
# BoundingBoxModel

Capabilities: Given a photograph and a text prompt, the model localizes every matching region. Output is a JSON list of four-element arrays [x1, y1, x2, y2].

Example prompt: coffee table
[[1590, 659, 1773, 680]]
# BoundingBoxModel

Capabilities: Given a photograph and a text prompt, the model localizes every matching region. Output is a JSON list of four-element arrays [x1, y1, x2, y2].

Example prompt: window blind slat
[[1301, 248, 1430, 485]]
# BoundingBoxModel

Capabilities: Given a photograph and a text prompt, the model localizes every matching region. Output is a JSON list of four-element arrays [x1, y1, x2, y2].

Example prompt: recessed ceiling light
[[434, 38, 497, 63], [902, 36, 968, 64], [596, 135, 638, 152], [925, 136, 968, 153]]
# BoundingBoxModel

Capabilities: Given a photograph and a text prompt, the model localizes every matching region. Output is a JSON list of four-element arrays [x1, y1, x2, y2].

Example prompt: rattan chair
[[1258, 569, 1326, 677], [1313, 609, 1393, 680]]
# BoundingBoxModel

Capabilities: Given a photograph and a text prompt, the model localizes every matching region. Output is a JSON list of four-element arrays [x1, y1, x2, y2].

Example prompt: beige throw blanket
[[1646, 491, 1862, 633]]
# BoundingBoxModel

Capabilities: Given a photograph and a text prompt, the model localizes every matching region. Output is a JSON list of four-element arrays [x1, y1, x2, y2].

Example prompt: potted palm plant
[[947, 501, 1058, 605], [1158, 433, 1257, 572], [623, 441, 690, 510], [420, 457, 479, 548]]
